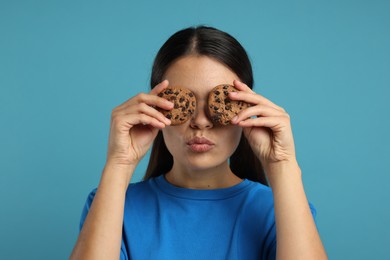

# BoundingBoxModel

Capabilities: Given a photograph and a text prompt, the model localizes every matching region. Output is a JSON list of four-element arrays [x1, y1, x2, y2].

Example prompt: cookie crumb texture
[[157, 87, 196, 125], [208, 85, 251, 125]]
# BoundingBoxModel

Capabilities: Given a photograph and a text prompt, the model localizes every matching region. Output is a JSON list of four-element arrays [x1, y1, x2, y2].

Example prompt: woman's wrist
[[101, 161, 137, 188], [263, 159, 302, 187]]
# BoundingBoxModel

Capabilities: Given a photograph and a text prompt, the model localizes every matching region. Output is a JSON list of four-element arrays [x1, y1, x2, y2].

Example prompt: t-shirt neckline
[[153, 174, 251, 200]]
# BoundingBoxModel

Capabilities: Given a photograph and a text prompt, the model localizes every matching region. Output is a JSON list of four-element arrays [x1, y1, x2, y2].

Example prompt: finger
[[231, 80, 285, 112], [123, 102, 172, 126], [229, 91, 285, 113], [135, 114, 168, 129], [115, 80, 172, 112], [113, 100, 172, 127], [232, 80, 255, 94], [136, 92, 174, 110], [114, 113, 168, 130], [231, 105, 288, 124], [237, 116, 289, 130], [117, 92, 174, 115], [150, 79, 169, 95]]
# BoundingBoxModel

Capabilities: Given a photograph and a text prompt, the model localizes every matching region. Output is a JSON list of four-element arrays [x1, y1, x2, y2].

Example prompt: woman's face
[[162, 55, 242, 173]]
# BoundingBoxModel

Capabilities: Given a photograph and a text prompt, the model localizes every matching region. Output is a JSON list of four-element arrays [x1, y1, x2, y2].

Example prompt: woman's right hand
[[106, 80, 173, 168]]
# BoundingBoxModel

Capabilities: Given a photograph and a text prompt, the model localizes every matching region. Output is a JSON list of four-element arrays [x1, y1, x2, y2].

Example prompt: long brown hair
[[143, 26, 267, 185]]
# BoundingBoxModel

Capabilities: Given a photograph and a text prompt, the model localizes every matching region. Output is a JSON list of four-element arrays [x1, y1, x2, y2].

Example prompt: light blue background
[[1, 0, 389, 259]]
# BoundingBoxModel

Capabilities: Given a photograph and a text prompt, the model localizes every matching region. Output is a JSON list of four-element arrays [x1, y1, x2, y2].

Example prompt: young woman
[[70, 26, 327, 260]]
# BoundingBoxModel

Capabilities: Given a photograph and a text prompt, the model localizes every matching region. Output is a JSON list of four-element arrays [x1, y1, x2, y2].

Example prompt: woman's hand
[[106, 80, 173, 167], [230, 80, 297, 170]]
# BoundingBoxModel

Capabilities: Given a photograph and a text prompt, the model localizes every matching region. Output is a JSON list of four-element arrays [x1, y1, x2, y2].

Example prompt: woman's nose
[[189, 101, 213, 129]]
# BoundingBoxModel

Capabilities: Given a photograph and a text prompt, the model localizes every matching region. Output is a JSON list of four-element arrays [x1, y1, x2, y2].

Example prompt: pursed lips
[[186, 136, 215, 152]]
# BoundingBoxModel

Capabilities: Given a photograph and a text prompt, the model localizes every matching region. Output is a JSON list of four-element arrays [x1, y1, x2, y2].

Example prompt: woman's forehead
[[163, 55, 238, 96]]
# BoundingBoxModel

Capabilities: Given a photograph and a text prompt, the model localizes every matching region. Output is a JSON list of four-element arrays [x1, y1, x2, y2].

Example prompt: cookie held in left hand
[[157, 87, 197, 125], [207, 84, 251, 125]]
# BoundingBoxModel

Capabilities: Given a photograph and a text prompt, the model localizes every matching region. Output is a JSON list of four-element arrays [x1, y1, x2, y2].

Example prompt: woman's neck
[[165, 162, 242, 190]]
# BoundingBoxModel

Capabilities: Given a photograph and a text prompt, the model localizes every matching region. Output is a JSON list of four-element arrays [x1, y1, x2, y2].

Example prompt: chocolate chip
[[157, 87, 196, 125], [213, 114, 221, 121]]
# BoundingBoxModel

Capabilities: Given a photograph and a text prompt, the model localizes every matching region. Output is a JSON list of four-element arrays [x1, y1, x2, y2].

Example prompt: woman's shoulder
[[124, 177, 161, 200], [245, 179, 273, 198], [245, 179, 317, 218]]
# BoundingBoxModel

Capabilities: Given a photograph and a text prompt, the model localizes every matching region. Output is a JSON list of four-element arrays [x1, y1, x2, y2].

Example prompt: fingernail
[[231, 115, 238, 123]]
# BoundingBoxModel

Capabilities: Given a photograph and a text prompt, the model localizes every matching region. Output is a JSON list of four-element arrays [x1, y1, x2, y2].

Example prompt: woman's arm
[[265, 161, 327, 259], [230, 80, 327, 259], [69, 164, 135, 259], [70, 81, 173, 259]]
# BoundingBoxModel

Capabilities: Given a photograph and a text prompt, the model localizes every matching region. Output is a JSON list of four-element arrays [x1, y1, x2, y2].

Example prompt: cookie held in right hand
[[157, 87, 197, 125], [207, 84, 251, 125]]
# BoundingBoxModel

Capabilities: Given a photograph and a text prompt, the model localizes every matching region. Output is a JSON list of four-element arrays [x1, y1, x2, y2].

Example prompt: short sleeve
[[309, 202, 317, 222], [79, 188, 97, 230], [267, 242, 277, 260], [78, 189, 129, 260]]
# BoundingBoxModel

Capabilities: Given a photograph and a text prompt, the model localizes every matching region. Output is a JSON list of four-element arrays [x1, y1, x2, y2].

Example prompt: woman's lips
[[187, 137, 215, 152]]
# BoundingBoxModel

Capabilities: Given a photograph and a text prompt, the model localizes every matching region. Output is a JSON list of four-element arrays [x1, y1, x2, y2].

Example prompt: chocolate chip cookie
[[207, 84, 251, 125], [157, 87, 196, 125]]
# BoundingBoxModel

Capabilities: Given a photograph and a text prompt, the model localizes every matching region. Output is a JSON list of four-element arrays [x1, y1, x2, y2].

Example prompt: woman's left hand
[[229, 80, 297, 168]]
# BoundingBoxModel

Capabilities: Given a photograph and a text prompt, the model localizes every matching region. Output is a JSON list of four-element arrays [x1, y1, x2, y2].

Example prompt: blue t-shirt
[[80, 175, 316, 260]]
